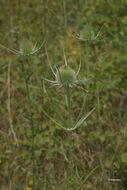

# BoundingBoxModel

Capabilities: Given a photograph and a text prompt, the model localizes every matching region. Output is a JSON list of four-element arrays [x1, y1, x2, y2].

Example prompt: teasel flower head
[[56, 65, 77, 86], [0, 39, 45, 56], [19, 39, 35, 55], [43, 49, 82, 88]]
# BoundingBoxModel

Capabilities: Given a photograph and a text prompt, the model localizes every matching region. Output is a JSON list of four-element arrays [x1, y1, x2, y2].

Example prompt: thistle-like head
[[19, 39, 35, 55], [56, 65, 77, 86]]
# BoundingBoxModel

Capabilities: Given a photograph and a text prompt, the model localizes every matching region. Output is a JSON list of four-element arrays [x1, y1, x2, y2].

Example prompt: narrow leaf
[[74, 107, 95, 129]]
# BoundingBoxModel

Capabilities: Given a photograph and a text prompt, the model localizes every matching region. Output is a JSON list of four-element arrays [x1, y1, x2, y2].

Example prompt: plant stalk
[[65, 84, 74, 181], [65, 84, 72, 129], [20, 55, 35, 190]]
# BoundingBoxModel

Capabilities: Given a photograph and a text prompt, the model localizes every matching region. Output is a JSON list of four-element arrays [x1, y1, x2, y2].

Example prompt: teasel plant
[[18, 40, 38, 190], [0, 39, 44, 190], [44, 50, 95, 131], [43, 48, 95, 181]]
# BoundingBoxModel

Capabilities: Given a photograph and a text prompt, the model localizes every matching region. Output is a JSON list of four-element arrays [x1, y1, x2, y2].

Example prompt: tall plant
[[44, 50, 95, 182]]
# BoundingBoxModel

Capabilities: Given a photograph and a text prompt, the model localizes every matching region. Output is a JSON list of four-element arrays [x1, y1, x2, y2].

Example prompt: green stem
[[65, 84, 72, 129], [65, 84, 74, 182], [20, 55, 35, 190]]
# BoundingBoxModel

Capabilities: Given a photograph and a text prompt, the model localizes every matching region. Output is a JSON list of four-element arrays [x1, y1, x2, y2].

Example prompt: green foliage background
[[0, 0, 127, 189]]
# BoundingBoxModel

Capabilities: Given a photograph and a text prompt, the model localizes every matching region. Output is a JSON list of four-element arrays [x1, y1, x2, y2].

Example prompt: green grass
[[0, 0, 127, 189]]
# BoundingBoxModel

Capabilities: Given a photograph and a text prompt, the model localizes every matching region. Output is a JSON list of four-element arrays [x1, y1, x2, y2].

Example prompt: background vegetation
[[0, 0, 127, 189]]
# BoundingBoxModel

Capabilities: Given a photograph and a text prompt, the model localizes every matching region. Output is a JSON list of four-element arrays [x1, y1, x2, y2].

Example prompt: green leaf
[[74, 107, 96, 129]]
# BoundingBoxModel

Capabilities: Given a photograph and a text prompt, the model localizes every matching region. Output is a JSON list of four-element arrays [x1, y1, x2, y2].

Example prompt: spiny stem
[[20, 55, 35, 190]]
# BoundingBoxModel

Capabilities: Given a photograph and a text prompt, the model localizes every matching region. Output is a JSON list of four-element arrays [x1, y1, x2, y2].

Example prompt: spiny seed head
[[20, 39, 34, 55], [56, 65, 76, 85]]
